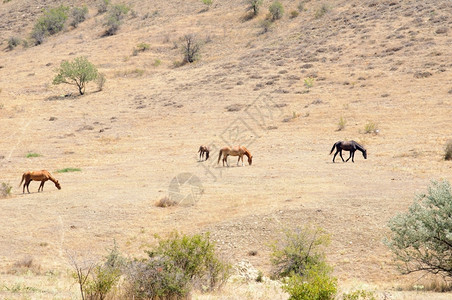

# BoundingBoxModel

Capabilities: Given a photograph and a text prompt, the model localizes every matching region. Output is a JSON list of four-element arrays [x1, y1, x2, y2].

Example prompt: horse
[[330, 140, 367, 163], [198, 145, 210, 161], [19, 170, 61, 194], [217, 146, 253, 167]]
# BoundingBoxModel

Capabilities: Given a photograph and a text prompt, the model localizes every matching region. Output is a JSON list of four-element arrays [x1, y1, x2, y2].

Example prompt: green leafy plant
[[248, 0, 263, 16], [282, 263, 337, 300], [269, 1, 284, 21], [304, 77, 315, 89], [26, 152, 41, 158], [385, 180, 452, 279], [104, 4, 130, 36], [202, 0, 213, 8], [70, 6, 88, 28], [31, 5, 69, 45], [53, 57, 98, 95], [57, 168, 81, 173]]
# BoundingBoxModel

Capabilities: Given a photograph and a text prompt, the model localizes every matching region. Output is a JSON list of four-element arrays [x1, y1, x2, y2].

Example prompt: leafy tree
[[386, 180, 452, 279], [248, 0, 263, 16], [53, 57, 99, 95]]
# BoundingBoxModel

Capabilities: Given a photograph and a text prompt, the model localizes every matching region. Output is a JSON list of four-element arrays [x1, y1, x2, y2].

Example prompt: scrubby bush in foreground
[[386, 180, 452, 279]]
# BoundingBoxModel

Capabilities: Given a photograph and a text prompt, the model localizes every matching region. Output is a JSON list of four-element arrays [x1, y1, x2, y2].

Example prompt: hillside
[[1, 0, 452, 298]]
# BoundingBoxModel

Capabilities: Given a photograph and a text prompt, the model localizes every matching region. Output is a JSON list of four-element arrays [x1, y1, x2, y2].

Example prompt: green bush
[[126, 232, 230, 298], [271, 227, 330, 278], [104, 4, 130, 36], [31, 5, 69, 45], [70, 6, 88, 28], [7, 36, 21, 50], [444, 140, 452, 160], [282, 263, 337, 300], [342, 289, 377, 300], [385, 180, 452, 279], [53, 57, 98, 95], [96, 0, 111, 14], [202, 0, 213, 7], [248, 0, 263, 16], [269, 1, 284, 21]]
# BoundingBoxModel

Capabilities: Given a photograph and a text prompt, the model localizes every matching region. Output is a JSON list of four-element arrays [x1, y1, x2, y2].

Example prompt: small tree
[[53, 57, 99, 95], [386, 180, 452, 279], [182, 34, 201, 63], [269, 1, 284, 21], [248, 0, 263, 16]]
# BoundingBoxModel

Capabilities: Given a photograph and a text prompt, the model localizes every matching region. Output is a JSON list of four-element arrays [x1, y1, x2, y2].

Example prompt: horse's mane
[[241, 146, 251, 157], [352, 141, 366, 151]]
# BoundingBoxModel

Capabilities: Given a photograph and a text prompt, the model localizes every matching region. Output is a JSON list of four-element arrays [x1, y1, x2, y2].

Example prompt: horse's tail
[[19, 173, 25, 188], [217, 149, 223, 164], [329, 142, 338, 155]]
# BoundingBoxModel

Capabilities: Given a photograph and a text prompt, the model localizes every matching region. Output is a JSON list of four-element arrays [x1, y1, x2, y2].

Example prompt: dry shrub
[[8, 257, 42, 275], [155, 196, 177, 207], [445, 140, 452, 160]]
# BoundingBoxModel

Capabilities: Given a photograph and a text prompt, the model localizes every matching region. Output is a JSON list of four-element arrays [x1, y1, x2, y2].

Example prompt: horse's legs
[[346, 151, 353, 162], [339, 150, 345, 162], [351, 151, 355, 163], [39, 181, 45, 192], [333, 149, 339, 162], [25, 180, 31, 193]]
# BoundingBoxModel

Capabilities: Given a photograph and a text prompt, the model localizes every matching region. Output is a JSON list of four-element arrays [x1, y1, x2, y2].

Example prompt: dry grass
[[155, 196, 178, 208]]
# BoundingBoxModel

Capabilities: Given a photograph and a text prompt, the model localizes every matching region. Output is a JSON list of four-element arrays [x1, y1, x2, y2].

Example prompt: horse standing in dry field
[[330, 140, 367, 163], [218, 146, 253, 167], [19, 170, 61, 194], [198, 145, 210, 161]]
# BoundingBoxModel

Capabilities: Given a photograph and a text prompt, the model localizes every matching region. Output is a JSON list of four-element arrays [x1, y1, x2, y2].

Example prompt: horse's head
[[363, 150, 367, 159], [55, 180, 61, 190], [248, 155, 253, 165]]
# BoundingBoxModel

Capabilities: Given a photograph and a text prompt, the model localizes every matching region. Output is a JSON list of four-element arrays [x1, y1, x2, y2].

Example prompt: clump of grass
[[96, 72, 106, 91], [363, 121, 378, 134], [290, 10, 299, 18], [56, 168, 81, 173], [337, 116, 346, 131], [304, 77, 315, 89], [315, 3, 331, 19], [155, 196, 177, 207], [342, 289, 377, 300], [132, 42, 150, 55], [256, 270, 264, 282], [1, 182, 12, 198], [445, 140, 452, 160], [26, 152, 41, 158], [8, 257, 42, 275], [153, 59, 162, 67]]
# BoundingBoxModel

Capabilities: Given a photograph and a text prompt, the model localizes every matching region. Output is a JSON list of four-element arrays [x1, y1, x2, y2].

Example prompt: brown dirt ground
[[0, 0, 452, 298]]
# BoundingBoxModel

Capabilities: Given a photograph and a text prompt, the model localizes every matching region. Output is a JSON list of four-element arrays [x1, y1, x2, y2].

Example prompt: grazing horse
[[19, 170, 61, 194], [198, 145, 210, 161], [217, 146, 253, 167], [330, 140, 367, 163]]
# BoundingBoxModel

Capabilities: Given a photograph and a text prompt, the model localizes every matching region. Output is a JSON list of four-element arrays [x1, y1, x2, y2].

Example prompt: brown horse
[[198, 145, 210, 161], [330, 140, 367, 163], [217, 146, 253, 167], [19, 170, 61, 194]]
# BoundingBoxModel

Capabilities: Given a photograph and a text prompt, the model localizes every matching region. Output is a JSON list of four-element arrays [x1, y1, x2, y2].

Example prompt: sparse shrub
[[269, 1, 284, 21], [104, 4, 130, 36], [444, 140, 452, 160], [304, 77, 315, 89], [342, 289, 377, 300], [337, 116, 346, 131], [248, 0, 263, 16], [155, 196, 177, 207], [385, 180, 452, 279], [260, 19, 273, 34], [1, 182, 12, 198], [26, 152, 41, 158], [96, 72, 106, 91], [70, 6, 89, 28], [31, 5, 69, 45], [202, 0, 213, 9], [290, 10, 299, 18], [363, 121, 378, 134], [7, 36, 21, 50], [8, 257, 41, 275], [297, 2, 305, 12], [96, 0, 111, 14], [283, 263, 337, 300], [53, 57, 98, 95], [256, 270, 264, 282], [126, 232, 230, 298], [315, 3, 330, 19], [56, 167, 81, 173], [136, 42, 150, 52], [182, 34, 201, 63], [153, 59, 162, 67], [271, 226, 330, 278]]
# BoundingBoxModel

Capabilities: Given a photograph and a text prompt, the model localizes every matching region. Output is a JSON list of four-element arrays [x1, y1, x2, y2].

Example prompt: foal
[[330, 140, 367, 163], [19, 170, 61, 193], [198, 145, 210, 161]]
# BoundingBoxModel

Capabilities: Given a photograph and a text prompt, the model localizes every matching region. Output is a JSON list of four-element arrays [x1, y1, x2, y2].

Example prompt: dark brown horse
[[19, 170, 61, 193], [330, 140, 367, 163], [198, 145, 210, 161]]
